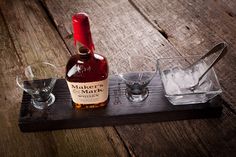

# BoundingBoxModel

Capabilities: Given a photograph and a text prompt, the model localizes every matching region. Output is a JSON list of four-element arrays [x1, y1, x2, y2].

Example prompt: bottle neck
[[76, 42, 90, 55], [76, 45, 92, 60], [72, 13, 95, 53], [78, 47, 90, 55]]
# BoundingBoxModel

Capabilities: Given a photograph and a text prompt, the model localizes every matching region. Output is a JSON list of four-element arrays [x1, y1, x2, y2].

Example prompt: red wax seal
[[72, 13, 95, 53]]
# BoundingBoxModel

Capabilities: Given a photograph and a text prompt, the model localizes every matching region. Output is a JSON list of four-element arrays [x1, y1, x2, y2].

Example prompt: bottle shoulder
[[66, 53, 109, 82], [93, 53, 106, 61]]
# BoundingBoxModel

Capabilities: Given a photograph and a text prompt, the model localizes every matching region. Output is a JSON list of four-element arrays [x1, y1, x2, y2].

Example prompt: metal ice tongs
[[187, 42, 227, 91]]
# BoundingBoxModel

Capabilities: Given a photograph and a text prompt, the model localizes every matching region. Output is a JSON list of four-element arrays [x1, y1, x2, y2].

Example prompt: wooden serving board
[[19, 74, 223, 132]]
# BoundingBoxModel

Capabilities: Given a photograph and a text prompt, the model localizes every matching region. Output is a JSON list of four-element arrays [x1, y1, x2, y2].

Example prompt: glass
[[157, 56, 222, 105], [116, 55, 157, 102], [16, 62, 59, 109]]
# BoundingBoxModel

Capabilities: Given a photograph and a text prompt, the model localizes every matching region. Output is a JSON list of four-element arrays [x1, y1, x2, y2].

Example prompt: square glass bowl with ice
[[157, 56, 222, 105]]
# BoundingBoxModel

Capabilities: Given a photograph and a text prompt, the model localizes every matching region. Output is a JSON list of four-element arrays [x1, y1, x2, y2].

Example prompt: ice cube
[[162, 59, 213, 95], [172, 67, 185, 85], [162, 69, 181, 95], [171, 67, 195, 90], [165, 77, 181, 95], [195, 80, 212, 92]]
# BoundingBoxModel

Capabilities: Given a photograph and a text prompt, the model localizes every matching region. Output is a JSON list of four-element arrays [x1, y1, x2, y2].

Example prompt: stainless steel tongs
[[187, 42, 227, 91]]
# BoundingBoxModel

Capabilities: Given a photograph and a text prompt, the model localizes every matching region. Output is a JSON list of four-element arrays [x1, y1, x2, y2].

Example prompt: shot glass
[[116, 55, 157, 102], [16, 62, 59, 109]]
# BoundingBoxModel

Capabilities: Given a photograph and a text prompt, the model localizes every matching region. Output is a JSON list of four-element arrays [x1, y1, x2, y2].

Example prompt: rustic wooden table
[[0, 0, 236, 156]]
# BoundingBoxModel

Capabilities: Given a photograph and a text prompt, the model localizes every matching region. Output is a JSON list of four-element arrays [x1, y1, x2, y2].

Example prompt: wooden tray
[[19, 74, 223, 132]]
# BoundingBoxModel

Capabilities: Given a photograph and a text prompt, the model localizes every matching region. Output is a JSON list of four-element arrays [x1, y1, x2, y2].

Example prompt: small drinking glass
[[16, 62, 59, 109], [116, 55, 157, 102]]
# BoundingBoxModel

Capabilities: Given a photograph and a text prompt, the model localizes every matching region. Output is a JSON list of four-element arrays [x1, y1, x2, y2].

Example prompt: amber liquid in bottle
[[66, 47, 109, 109], [66, 12, 109, 109]]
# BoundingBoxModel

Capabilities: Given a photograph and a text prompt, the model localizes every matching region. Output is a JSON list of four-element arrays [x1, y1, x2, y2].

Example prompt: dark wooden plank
[[42, 0, 236, 156], [19, 75, 222, 132], [129, 0, 236, 111], [0, 0, 129, 156]]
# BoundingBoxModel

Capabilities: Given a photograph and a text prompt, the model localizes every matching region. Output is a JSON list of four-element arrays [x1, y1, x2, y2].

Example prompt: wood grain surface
[[129, 0, 236, 111], [0, 0, 235, 156], [0, 0, 128, 157]]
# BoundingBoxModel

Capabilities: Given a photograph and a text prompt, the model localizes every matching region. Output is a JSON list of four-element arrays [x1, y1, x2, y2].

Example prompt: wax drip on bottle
[[72, 12, 95, 53]]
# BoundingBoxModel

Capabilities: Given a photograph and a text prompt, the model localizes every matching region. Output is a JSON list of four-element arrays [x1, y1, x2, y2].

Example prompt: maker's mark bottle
[[66, 13, 109, 109]]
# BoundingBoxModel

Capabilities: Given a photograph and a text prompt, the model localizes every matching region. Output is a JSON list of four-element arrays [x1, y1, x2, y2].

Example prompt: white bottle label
[[66, 79, 108, 104]]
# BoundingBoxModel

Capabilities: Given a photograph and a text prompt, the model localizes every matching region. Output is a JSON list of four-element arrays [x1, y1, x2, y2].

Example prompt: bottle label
[[66, 79, 108, 104]]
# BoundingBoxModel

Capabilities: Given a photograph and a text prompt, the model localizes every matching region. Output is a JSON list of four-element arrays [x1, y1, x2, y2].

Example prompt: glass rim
[[164, 89, 222, 97], [119, 70, 157, 82], [157, 55, 203, 61]]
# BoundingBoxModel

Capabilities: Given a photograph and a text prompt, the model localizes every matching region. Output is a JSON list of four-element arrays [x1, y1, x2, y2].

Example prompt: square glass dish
[[157, 56, 222, 105]]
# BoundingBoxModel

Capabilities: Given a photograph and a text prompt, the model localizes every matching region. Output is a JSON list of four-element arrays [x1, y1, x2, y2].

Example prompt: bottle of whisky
[[66, 13, 109, 109]]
